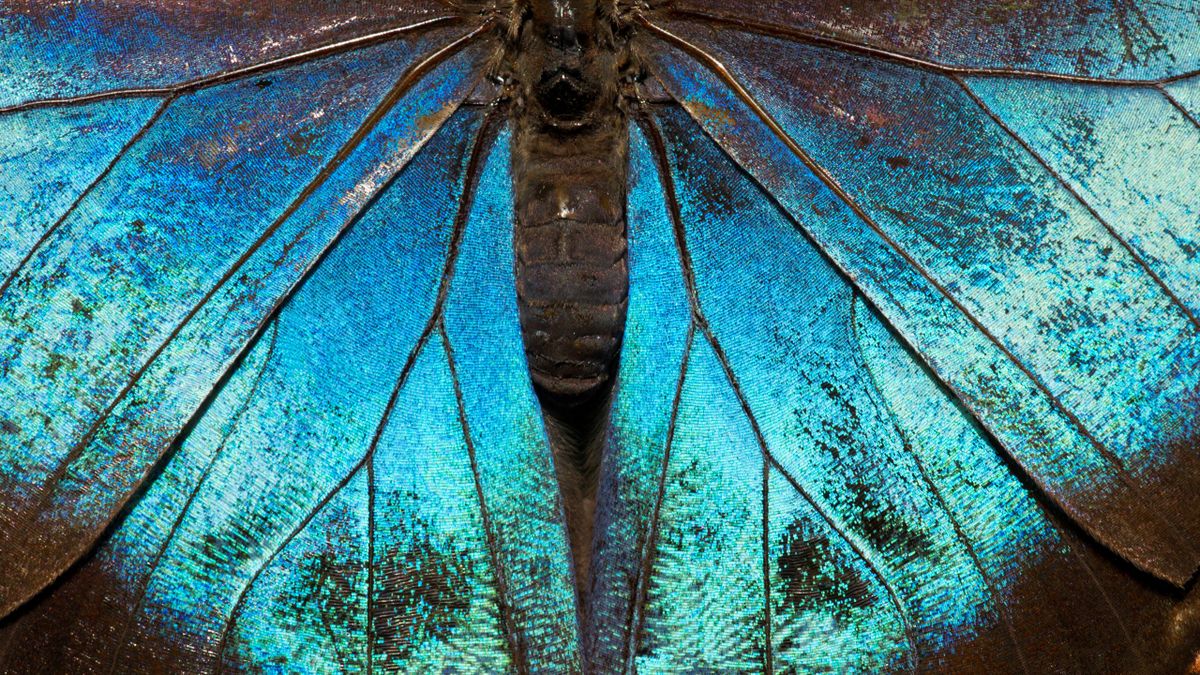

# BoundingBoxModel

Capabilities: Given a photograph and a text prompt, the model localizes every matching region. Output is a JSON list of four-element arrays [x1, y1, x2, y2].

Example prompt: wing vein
[[623, 320, 694, 672], [636, 108, 920, 671], [849, 296, 1034, 673], [849, 297, 1142, 658], [0, 17, 467, 115], [641, 18, 1192, 565], [366, 403, 377, 675], [1157, 84, 1200, 129], [104, 321, 279, 675], [441, 321, 530, 673], [760, 408, 773, 674], [656, 10, 1200, 86]]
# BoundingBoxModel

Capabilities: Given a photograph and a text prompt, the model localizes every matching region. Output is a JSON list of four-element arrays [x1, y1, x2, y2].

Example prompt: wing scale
[[637, 16, 1200, 586], [0, 22, 492, 616]]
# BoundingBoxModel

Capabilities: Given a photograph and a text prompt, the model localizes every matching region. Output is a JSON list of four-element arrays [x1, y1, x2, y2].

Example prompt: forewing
[[638, 14, 1200, 586], [0, 0, 455, 109], [660, 0, 1200, 81], [0, 111, 581, 673], [586, 103, 1200, 672], [0, 22, 490, 614]]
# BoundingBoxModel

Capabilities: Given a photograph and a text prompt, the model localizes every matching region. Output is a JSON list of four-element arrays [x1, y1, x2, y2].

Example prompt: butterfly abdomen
[[513, 120, 628, 403], [508, 0, 629, 406], [504, 0, 629, 588]]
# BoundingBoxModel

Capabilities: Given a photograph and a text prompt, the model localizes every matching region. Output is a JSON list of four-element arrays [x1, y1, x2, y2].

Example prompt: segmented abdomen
[[513, 119, 629, 404]]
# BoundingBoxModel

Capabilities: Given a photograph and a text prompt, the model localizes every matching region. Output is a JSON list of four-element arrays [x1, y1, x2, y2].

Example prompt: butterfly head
[[494, 0, 635, 131]]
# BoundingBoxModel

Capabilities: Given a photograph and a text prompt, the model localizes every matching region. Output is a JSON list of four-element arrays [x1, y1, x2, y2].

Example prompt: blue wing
[[658, 0, 1200, 81], [638, 11, 1200, 587], [586, 103, 1199, 671], [0, 0, 456, 110], [0, 12, 492, 615], [0, 109, 581, 672]]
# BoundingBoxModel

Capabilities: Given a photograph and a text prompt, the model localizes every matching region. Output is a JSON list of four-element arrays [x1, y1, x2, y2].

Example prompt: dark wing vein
[[0, 17, 465, 115], [656, 10, 1200, 86], [1063, 537, 1140, 652], [0, 97, 174, 302], [759, 392, 773, 674], [104, 321, 280, 675], [14, 25, 492, 585], [636, 108, 920, 672], [366, 382, 378, 675], [638, 18, 1189, 562], [1158, 85, 1200, 129], [441, 321, 529, 673], [624, 320, 694, 670], [212, 107, 500, 671]]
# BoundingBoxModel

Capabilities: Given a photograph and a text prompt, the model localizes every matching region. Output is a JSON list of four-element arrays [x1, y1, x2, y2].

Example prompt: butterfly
[[1, 0, 1199, 671]]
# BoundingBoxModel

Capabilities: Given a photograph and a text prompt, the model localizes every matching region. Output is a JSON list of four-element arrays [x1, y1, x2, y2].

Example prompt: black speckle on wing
[[776, 518, 875, 619], [373, 518, 474, 662]]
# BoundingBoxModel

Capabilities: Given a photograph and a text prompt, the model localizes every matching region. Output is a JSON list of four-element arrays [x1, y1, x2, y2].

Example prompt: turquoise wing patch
[[642, 18, 1200, 587], [585, 104, 1199, 672], [0, 109, 581, 673]]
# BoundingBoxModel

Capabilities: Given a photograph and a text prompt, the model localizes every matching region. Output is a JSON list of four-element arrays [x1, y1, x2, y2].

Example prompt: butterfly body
[[1, 1, 1199, 671], [510, 0, 629, 406], [507, 0, 631, 576]]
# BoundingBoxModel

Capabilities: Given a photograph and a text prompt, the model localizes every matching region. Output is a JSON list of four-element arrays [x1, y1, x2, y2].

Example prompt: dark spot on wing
[[844, 477, 934, 564], [286, 128, 318, 158], [776, 517, 874, 620], [885, 155, 910, 169], [194, 512, 278, 571], [273, 546, 365, 669], [42, 353, 71, 379], [69, 298, 93, 320], [373, 520, 474, 664]]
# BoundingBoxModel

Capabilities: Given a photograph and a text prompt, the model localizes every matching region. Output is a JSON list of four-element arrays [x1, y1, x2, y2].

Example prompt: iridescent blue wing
[[0, 3, 492, 615], [0, 0, 453, 109], [0, 110, 581, 672], [655, 0, 1200, 81], [636, 3, 1200, 587], [587, 103, 1199, 672]]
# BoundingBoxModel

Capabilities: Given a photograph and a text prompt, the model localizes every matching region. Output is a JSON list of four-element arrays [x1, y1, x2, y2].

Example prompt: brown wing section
[[655, 0, 1200, 81], [0, 0, 460, 109]]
